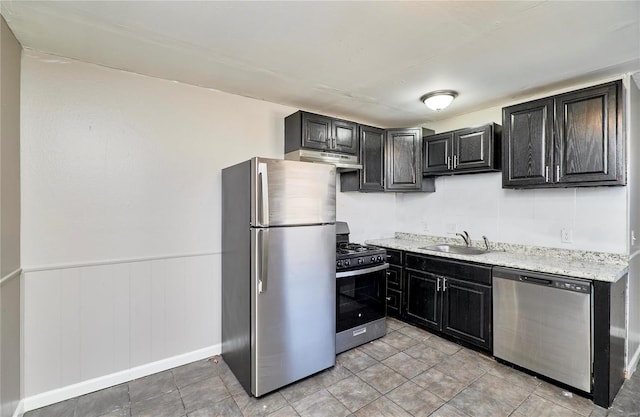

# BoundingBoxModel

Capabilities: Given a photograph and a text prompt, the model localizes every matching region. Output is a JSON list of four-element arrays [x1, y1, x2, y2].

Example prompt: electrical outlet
[[561, 229, 573, 243], [422, 222, 430, 233], [446, 223, 457, 234]]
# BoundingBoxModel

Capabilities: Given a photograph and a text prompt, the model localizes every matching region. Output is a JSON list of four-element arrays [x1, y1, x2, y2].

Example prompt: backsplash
[[337, 172, 627, 254]]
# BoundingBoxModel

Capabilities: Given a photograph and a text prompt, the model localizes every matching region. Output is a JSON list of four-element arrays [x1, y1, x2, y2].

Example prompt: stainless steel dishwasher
[[493, 267, 592, 392]]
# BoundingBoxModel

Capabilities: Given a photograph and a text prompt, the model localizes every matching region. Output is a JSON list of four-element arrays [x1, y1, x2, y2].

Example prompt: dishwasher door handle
[[520, 276, 553, 286]]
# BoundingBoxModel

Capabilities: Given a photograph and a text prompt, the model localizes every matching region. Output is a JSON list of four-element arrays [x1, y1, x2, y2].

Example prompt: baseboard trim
[[12, 400, 24, 417], [23, 344, 221, 412], [626, 345, 640, 378]]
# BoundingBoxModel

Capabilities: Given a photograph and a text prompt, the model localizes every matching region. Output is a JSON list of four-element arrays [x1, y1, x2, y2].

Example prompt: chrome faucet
[[456, 231, 470, 247], [482, 235, 490, 251]]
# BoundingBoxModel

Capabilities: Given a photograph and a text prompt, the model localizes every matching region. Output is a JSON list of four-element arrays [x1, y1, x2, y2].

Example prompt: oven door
[[336, 263, 389, 334]]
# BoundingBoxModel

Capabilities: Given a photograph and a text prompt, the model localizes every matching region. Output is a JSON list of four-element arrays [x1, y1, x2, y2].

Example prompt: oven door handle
[[336, 263, 389, 278]]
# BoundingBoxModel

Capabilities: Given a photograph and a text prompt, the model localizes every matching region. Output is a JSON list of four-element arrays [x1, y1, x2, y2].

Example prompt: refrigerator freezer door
[[251, 158, 336, 227], [251, 224, 336, 396]]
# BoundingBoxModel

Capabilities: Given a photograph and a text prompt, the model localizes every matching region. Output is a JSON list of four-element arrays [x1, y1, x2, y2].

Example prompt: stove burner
[[336, 242, 387, 271]]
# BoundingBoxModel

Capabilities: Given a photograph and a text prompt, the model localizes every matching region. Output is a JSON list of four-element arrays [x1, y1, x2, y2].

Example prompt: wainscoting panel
[[23, 253, 219, 403]]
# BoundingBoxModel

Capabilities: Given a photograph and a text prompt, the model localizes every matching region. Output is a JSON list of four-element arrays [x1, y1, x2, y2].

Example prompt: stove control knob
[[336, 260, 342, 268], [344, 259, 350, 266], [371, 257, 375, 262], [358, 258, 364, 265], [377, 256, 382, 262]]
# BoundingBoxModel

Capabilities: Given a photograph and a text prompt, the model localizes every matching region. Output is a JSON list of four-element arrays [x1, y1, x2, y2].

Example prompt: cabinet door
[[555, 81, 622, 185], [359, 125, 385, 191], [385, 128, 422, 191], [423, 132, 453, 175], [502, 98, 554, 188], [333, 120, 358, 155], [301, 113, 332, 150], [405, 270, 440, 331], [453, 125, 492, 172], [441, 278, 492, 351]]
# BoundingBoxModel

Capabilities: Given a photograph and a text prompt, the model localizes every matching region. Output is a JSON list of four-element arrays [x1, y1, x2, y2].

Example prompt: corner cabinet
[[404, 253, 492, 351], [502, 80, 625, 188], [385, 128, 425, 191], [423, 123, 501, 176], [285, 110, 358, 155], [341, 126, 435, 193], [359, 125, 386, 191]]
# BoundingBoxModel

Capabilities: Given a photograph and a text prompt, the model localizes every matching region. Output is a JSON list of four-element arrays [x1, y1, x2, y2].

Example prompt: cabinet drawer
[[387, 265, 403, 290], [386, 288, 402, 313], [386, 248, 403, 265], [405, 253, 491, 285]]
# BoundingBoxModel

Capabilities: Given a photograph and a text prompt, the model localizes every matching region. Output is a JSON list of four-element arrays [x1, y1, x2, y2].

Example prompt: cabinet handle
[[545, 166, 550, 182], [556, 165, 560, 181], [443, 277, 447, 291], [447, 157, 451, 170], [453, 155, 458, 168], [436, 277, 441, 292], [386, 297, 392, 301]]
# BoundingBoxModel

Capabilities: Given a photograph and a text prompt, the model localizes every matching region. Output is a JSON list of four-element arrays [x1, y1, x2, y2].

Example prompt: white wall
[[0, 15, 22, 417], [339, 78, 629, 254], [20, 51, 297, 408], [626, 73, 640, 374]]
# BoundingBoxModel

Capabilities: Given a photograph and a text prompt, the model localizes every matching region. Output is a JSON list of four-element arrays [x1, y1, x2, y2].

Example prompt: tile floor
[[25, 318, 640, 417]]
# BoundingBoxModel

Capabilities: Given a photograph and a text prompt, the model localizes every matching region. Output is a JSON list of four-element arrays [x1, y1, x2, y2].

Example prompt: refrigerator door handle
[[258, 162, 270, 227], [258, 229, 269, 293]]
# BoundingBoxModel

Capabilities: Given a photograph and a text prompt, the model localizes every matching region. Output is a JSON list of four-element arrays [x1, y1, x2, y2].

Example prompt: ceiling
[[2, 1, 639, 127]]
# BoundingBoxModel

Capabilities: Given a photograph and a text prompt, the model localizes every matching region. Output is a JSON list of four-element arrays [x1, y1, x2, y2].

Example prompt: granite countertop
[[365, 233, 628, 283]]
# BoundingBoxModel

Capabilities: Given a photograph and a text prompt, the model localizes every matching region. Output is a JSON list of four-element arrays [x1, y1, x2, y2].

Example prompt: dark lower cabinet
[[593, 275, 627, 408], [441, 278, 492, 350], [385, 249, 404, 319], [403, 253, 492, 352], [405, 270, 441, 331]]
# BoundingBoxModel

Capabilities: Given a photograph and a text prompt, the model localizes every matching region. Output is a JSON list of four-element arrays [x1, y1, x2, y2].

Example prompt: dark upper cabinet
[[341, 126, 435, 193], [423, 132, 453, 174], [555, 82, 622, 184], [423, 123, 501, 176], [332, 119, 359, 154], [385, 128, 424, 191], [502, 98, 554, 187], [359, 125, 386, 191], [503, 80, 625, 188], [285, 110, 358, 155]]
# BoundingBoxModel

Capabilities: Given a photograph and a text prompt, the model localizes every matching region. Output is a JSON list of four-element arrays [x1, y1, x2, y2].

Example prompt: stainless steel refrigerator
[[221, 157, 336, 397]]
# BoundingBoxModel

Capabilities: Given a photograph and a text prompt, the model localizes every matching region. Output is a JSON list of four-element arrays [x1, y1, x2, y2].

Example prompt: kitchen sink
[[420, 244, 489, 255]]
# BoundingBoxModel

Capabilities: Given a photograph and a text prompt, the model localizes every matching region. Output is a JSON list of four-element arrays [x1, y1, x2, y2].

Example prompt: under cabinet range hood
[[285, 149, 362, 172]]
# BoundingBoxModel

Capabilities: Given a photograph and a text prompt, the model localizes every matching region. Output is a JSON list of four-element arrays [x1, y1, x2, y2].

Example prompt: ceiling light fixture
[[421, 90, 458, 111]]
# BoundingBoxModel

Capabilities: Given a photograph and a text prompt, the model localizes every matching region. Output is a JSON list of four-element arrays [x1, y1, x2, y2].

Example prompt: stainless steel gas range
[[335, 222, 389, 354]]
